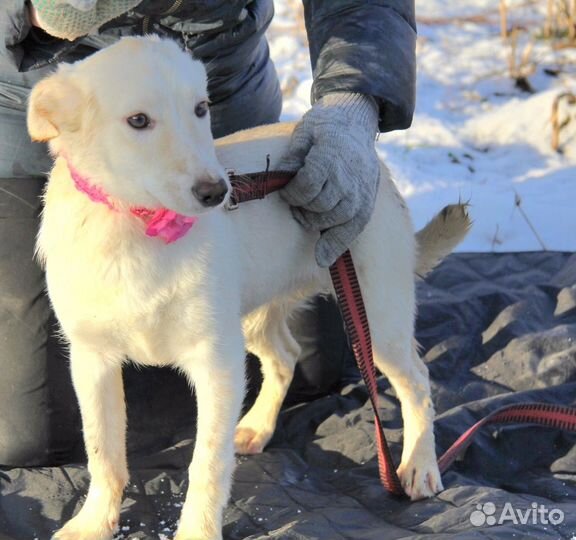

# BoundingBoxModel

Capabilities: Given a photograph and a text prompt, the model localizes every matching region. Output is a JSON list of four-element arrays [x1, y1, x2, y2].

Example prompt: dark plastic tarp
[[1, 252, 575, 539]]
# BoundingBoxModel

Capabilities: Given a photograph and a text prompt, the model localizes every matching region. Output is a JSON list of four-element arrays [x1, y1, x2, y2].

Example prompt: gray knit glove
[[30, 0, 140, 40], [278, 92, 380, 268]]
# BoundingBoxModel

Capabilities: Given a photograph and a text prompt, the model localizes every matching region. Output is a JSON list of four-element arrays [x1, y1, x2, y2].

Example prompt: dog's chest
[[43, 223, 224, 364]]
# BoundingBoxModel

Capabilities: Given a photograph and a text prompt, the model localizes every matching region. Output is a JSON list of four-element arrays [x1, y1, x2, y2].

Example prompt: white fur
[[28, 37, 470, 540]]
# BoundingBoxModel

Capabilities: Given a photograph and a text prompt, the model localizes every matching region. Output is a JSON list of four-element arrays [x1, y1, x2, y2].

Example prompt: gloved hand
[[278, 92, 381, 268], [30, 0, 141, 40]]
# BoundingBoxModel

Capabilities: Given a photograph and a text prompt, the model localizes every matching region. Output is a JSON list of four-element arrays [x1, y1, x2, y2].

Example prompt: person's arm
[[303, 0, 416, 132], [1, 1, 32, 72], [279, 1, 416, 268]]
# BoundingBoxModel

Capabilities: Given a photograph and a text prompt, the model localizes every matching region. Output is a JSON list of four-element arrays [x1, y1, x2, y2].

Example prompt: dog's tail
[[415, 203, 471, 278]]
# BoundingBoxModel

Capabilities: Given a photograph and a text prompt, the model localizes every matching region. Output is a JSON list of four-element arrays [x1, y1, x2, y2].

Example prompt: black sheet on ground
[[1, 252, 575, 540]]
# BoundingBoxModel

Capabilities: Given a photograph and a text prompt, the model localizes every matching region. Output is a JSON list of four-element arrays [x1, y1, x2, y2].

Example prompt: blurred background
[[267, 0, 576, 252]]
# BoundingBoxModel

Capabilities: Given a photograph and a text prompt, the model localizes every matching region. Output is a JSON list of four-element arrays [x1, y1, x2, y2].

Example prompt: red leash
[[329, 250, 576, 495], [229, 170, 576, 497], [329, 251, 404, 494]]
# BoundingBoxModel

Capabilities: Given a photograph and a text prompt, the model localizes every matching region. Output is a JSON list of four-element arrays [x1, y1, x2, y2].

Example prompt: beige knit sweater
[[31, 0, 141, 40]]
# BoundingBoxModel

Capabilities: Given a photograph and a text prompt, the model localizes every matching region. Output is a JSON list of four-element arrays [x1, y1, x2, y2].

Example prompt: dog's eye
[[127, 113, 151, 129], [195, 101, 209, 118]]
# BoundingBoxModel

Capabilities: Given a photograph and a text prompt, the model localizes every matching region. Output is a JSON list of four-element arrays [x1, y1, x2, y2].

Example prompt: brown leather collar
[[227, 170, 295, 208]]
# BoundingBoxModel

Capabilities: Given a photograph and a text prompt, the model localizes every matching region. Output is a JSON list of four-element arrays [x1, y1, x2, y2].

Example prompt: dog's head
[[27, 36, 229, 215]]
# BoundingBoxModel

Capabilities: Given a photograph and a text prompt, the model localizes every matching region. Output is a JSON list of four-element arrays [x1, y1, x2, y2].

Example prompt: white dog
[[27, 36, 470, 540]]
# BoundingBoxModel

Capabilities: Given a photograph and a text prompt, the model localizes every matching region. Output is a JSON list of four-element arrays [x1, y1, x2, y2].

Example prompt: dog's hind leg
[[235, 301, 301, 454], [349, 178, 443, 500], [174, 331, 245, 540], [355, 276, 443, 500], [53, 345, 127, 540], [377, 340, 443, 500]]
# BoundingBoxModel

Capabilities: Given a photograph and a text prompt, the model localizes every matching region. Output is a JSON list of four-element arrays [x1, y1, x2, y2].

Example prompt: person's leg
[[0, 96, 81, 466]]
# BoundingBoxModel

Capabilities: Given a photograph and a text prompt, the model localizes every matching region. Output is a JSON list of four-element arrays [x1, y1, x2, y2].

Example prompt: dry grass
[[270, 0, 306, 99], [545, 0, 555, 37], [551, 92, 576, 152], [505, 26, 536, 91], [514, 191, 548, 250], [273, 0, 306, 45], [421, 1, 573, 92], [500, 0, 509, 38], [498, 0, 576, 92], [544, 0, 576, 44], [499, 0, 575, 44], [417, 0, 539, 26]]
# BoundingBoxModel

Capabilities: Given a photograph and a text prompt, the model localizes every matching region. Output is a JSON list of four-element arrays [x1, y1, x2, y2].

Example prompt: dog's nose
[[192, 178, 228, 207]]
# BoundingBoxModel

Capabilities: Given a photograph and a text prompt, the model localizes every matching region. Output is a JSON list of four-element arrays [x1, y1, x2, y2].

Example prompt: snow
[[267, 0, 576, 252]]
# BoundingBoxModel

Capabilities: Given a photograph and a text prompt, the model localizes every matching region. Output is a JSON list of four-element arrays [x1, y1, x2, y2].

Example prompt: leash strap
[[229, 171, 576, 497], [329, 251, 405, 494], [437, 402, 576, 474], [329, 252, 576, 495]]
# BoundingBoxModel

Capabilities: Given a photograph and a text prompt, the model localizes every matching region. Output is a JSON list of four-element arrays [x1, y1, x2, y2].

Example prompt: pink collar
[[67, 162, 197, 244]]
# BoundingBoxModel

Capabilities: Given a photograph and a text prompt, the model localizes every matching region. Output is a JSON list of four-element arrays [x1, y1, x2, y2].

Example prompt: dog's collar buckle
[[225, 169, 240, 211], [226, 198, 240, 211]]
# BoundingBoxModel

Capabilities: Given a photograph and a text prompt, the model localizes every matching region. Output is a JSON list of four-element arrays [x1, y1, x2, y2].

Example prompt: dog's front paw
[[174, 533, 222, 540], [397, 449, 443, 501], [234, 425, 272, 455], [52, 511, 117, 540], [174, 522, 222, 540], [52, 524, 115, 540]]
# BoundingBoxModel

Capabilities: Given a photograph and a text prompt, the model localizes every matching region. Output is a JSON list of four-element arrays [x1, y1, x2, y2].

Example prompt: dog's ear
[[27, 73, 83, 141]]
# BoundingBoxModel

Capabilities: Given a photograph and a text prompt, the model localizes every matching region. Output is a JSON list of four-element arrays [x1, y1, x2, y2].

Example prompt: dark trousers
[[0, 60, 347, 466]]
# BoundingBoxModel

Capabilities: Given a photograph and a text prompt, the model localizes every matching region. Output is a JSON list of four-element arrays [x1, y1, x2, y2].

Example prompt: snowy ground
[[268, 0, 576, 252]]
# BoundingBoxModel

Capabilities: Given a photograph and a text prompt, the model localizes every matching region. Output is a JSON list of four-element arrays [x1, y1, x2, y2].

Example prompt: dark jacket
[[0, 0, 416, 132]]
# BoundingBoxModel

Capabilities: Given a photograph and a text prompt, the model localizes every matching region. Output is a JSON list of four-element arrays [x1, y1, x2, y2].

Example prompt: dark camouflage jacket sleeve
[[0, 0, 415, 132], [0, 0, 31, 72], [303, 0, 416, 132]]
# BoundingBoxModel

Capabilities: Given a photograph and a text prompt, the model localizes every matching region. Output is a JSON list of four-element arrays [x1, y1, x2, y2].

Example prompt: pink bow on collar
[[130, 207, 197, 244], [67, 161, 197, 244]]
